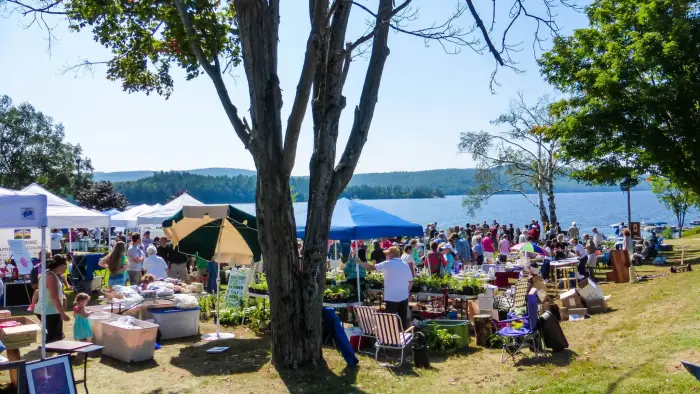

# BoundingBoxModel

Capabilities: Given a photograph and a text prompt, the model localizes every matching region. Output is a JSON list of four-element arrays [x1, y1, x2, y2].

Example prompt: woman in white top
[[142, 245, 169, 280]]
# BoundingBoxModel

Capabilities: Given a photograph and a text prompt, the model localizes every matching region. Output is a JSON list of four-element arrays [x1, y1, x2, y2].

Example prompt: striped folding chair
[[373, 312, 415, 367], [353, 306, 377, 354]]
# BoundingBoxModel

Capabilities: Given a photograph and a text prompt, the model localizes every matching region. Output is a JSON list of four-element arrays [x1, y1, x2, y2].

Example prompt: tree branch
[[465, 0, 503, 66], [331, 0, 393, 195], [174, 0, 251, 149], [5, 0, 64, 15], [282, 0, 326, 175]]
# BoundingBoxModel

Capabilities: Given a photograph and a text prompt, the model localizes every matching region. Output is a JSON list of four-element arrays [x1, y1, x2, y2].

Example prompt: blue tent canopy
[[295, 198, 423, 241]]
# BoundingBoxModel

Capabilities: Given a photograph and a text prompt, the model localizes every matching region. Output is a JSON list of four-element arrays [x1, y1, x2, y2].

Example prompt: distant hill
[[110, 167, 651, 205], [95, 167, 256, 182]]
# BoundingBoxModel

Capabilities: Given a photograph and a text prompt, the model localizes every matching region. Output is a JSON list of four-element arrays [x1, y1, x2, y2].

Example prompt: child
[[73, 293, 93, 341], [139, 273, 156, 290]]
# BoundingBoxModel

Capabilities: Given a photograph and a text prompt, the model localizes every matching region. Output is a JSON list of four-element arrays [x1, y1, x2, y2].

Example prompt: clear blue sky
[[0, 1, 586, 176]]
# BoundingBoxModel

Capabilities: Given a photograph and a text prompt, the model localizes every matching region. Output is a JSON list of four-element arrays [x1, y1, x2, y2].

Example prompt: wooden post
[[6, 349, 19, 386], [474, 314, 492, 347]]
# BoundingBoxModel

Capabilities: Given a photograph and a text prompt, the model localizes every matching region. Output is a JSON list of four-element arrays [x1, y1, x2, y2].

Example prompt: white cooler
[[101, 319, 159, 363], [87, 311, 119, 345], [150, 307, 200, 340]]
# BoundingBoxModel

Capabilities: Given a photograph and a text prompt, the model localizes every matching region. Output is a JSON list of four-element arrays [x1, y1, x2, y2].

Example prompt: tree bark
[[627, 187, 632, 229], [537, 185, 549, 227], [546, 177, 558, 227]]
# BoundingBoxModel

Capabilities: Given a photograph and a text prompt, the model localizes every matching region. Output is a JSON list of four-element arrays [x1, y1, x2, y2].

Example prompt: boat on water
[[690, 219, 700, 226]]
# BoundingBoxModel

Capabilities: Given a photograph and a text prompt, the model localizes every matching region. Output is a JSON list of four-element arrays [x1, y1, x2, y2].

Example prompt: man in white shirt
[[127, 233, 146, 285], [571, 238, 588, 279], [359, 246, 413, 327], [50, 229, 63, 256], [592, 227, 604, 248], [568, 222, 580, 240]]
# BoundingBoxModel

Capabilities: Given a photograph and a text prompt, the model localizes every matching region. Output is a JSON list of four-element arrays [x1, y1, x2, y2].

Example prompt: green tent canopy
[[162, 204, 261, 264]]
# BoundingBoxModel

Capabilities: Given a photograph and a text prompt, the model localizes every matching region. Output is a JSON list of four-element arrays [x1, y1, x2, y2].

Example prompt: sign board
[[7, 239, 34, 275], [630, 222, 641, 239], [224, 268, 252, 308], [0, 229, 43, 260]]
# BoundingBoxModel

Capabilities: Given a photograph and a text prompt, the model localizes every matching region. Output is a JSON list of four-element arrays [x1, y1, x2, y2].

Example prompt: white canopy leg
[[40, 227, 47, 360], [202, 221, 234, 341]]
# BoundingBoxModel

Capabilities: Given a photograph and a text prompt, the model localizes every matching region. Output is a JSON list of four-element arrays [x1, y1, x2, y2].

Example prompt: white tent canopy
[[0, 187, 48, 228], [137, 193, 203, 226], [111, 204, 161, 228], [21, 183, 110, 229]]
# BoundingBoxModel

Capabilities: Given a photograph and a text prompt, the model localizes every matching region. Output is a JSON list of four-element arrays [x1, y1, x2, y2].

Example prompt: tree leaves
[[75, 180, 128, 211], [0, 94, 92, 193], [540, 0, 700, 194]]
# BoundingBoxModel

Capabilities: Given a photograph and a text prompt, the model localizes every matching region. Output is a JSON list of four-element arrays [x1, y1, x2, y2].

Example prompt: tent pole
[[68, 227, 72, 254], [215, 222, 223, 338], [40, 227, 46, 360], [355, 240, 360, 305]]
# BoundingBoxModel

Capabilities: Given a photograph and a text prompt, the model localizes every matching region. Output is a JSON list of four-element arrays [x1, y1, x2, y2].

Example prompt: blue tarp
[[296, 198, 423, 241]]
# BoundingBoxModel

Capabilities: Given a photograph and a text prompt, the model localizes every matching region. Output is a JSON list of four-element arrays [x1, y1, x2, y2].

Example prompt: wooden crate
[[0, 316, 40, 350]]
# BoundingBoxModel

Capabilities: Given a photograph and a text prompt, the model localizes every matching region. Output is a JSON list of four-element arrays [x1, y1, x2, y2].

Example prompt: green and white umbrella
[[162, 204, 261, 265], [162, 204, 261, 341]]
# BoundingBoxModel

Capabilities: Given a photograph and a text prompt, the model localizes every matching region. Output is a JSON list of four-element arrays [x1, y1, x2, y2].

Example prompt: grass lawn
[[3, 237, 700, 393]]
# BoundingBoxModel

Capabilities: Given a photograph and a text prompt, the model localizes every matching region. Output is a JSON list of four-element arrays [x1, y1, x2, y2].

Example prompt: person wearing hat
[[358, 246, 413, 328], [440, 243, 455, 275]]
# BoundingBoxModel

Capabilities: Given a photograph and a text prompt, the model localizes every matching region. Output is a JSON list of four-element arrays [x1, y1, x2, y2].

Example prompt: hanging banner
[[7, 239, 34, 275], [224, 268, 252, 308]]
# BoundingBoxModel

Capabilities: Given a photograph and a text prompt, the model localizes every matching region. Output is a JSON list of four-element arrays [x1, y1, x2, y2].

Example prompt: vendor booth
[[0, 187, 48, 374], [110, 204, 161, 229], [163, 204, 261, 341], [137, 193, 202, 226]]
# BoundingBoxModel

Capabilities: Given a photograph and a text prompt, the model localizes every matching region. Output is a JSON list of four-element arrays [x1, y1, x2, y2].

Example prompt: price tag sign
[[224, 268, 252, 308], [8, 239, 33, 275]]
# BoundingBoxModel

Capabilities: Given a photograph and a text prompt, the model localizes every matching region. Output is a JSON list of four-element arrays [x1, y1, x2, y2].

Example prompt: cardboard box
[[0, 316, 40, 350], [467, 300, 480, 322], [559, 307, 569, 321], [529, 287, 546, 302], [568, 307, 587, 319], [578, 278, 604, 303], [0, 310, 11, 318], [560, 289, 583, 308], [479, 309, 499, 320], [585, 299, 609, 315]]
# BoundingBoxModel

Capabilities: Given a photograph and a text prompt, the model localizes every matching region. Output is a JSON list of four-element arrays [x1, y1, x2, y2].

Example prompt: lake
[[233, 191, 697, 238]]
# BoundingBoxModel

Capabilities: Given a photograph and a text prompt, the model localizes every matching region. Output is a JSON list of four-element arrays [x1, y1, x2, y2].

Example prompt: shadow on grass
[[515, 349, 578, 367], [603, 357, 653, 394], [169, 336, 270, 376], [278, 363, 367, 394], [99, 356, 160, 373]]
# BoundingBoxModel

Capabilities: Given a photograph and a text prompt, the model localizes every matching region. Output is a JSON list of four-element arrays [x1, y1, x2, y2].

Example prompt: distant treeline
[[114, 172, 445, 204]]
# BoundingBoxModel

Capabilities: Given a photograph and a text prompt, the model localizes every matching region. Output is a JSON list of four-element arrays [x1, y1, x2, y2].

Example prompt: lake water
[[233, 191, 697, 238]]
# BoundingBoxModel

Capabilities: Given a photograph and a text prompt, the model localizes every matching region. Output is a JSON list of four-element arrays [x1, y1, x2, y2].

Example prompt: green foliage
[[423, 323, 460, 352], [365, 271, 384, 289], [323, 284, 354, 303], [648, 176, 699, 233], [76, 180, 128, 211], [248, 273, 268, 295], [0, 95, 92, 193], [486, 333, 505, 348], [197, 292, 270, 335], [682, 227, 700, 237], [540, 0, 700, 194], [65, 0, 240, 98], [661, 227, 674, 240]]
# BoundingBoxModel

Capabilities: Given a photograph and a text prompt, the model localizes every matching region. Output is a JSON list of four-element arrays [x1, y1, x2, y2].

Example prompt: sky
[[0, 1, 587, 176]]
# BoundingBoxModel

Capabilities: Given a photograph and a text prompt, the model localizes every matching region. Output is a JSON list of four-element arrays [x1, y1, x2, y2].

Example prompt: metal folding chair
[[373, 312, 415, 367], [496, 291, 544, 363], [353, 305, 377, 354]]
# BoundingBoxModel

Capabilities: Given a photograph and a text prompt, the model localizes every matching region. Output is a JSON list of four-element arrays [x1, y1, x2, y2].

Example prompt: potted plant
[[248, 274, 269, 295], [323, 284, 353, 303], [366, 271, 384, 289]]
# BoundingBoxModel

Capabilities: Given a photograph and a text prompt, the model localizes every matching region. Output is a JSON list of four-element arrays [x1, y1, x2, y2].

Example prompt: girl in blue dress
[[73, 293, 93, 341]]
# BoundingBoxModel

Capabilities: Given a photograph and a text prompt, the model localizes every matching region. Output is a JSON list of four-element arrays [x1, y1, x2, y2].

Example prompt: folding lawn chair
[[496, 291, 544, 363], [373, 312, 415, 367], [353, 306, 377, 354]]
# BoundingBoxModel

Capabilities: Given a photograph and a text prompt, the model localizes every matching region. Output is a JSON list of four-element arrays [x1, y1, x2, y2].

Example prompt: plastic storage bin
[[418, 319, 471, 349], [101, 319, 159, 362], [87, 312, 119, 345], [150, 307, 200, 340]]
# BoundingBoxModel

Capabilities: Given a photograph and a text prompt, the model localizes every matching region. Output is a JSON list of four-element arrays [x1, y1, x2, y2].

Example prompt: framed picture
[[25, 355, 76, 394], [630, 222, 641, 239]]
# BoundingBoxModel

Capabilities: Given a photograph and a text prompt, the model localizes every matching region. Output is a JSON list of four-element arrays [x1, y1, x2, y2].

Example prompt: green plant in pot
[[248, 273, 269, 295], [366, 271, 384, 289], [423, 323, 460, 352], [323, 284, 354, 303]]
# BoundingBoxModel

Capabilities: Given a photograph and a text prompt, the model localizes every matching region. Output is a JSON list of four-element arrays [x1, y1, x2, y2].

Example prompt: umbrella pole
[[202, 220, 234, 341], [354, 240, 360, 304]]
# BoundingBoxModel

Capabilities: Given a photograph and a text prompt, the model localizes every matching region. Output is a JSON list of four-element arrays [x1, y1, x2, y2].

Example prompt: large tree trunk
[[255, 164, 325, 368], [537, 186, 549, 226], [547, 178, 557, 227]]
